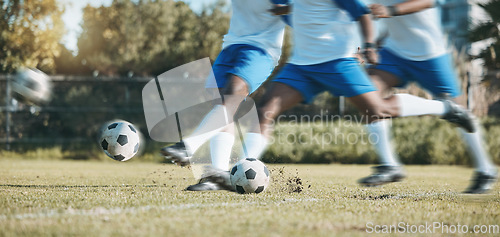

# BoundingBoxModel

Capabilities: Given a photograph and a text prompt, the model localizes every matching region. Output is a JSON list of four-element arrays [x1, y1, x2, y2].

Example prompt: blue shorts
[[273, 58, 377, 103], [372, 49, 461, 98], [207, 44, 275, 94]]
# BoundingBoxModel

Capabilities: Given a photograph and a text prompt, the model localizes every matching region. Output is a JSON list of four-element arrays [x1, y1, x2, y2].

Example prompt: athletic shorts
[[372, 48, 461, 98], [273, 58, 377, 103], [206, 44, 275, 94]]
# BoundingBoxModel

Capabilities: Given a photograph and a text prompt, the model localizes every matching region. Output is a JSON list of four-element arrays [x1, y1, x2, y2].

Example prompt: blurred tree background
[[0, 0, 65, 74], [0, 0, 233, 160], [469, 0, 500, 70], [1, 0, 230, 75], [76, 0, 229, 76], [468, 0, 500, 116], [1, 0, 499, 164]]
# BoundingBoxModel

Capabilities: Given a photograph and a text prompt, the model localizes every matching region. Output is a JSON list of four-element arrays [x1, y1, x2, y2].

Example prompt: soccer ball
[[12, 68, 52, 105], [99, 120, 141, 161], [230, 158, 270, 194]]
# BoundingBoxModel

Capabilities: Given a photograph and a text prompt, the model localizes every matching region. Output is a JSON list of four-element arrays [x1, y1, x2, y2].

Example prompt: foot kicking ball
[[230, 158, 270, 194], [99, 120, 141, 161]]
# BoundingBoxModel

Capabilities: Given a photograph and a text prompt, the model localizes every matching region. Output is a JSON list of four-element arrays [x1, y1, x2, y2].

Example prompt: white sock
[[183, 105, 228, 153], [210, 132, 235, 171], [396, 94, 447, 117], [460, 128, 496, 174], [240, 132, 268, 160], [366, 120, 401, 166]]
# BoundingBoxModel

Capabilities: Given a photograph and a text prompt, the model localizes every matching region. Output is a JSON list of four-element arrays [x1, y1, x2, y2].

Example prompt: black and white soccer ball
[[12, 68, 52, 105], [99, 121, 141, 161], [230, 158, 270, 194]]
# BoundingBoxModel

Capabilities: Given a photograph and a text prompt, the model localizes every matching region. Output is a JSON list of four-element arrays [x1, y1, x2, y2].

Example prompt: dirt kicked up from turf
[[270, 166, 311, 193], [146, 164, 311, 193]]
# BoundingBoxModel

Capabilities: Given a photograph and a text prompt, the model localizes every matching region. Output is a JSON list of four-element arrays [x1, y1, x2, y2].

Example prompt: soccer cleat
[[160, 141, 191, 166], [185, 167, 235, 192], [194, 166, 235, 191], [441, 100, 476, 133], [186, 181, 224, 191], [358, 165, 406, 187], [463, 171, 498, 194]]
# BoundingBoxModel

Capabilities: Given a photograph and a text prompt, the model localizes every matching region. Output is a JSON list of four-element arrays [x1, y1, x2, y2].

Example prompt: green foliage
[[5, 115, 500, 166], [53, 43, 85, 75], [77, 0, 230, 76], [263, 117, 500, 165], [0, 0, 65, 73], [469, 0, 500, 69]]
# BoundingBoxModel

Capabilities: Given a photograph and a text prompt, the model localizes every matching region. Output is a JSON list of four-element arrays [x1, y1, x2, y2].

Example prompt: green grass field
[[1, 159, 499, 236]]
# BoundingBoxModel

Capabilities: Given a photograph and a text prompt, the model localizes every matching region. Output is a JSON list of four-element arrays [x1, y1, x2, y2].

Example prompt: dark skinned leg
[[217, 74, 250, 134], [368, 68, 401, 95], [257, 82, 304, 138], [347, 90, 400, 123]]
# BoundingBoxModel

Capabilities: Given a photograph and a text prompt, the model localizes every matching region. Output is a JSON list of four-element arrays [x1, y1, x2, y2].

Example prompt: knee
[[224, 76, 249, 95], [257, 98, 281, 122], [363, 105, 392, 122]]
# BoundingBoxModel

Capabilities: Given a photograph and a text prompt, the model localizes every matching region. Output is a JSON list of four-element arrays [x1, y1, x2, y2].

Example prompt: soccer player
[[228, 0, 477, 189], [160, 0, 291, 191], [357, 0, 497, 193]]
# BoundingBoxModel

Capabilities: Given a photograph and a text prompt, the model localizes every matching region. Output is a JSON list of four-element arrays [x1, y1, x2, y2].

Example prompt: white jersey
[[289, 0, 369, 65], [222, 0, 287, 65], [375, 0, 447, 61]]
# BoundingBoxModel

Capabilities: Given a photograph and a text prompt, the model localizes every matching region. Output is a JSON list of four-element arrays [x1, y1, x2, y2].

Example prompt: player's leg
[[358, 66, 408, 185], [190, 65, 308, 191], [461, 126, 498, 193], [349, 90, 453, 186], [238, 82, 305, 159], [167, 46, 274, 191], [314, 57, 454, 186], [361, 51, 495, 190], [184, 75, 249, 169], [162, 45, 272, 167], [241, 63, 317, 160], [373, 50, 476, 130], [405, 53, 497, 193], [181, 75, 251, 192], [314, 58, 451, 123], [369, 69, 401, 95], [365, 68, 402, 166], [347, 90, 451, 123], [357, 49, 480, 186], [258, 82, 305, 138], [357, 64, 410, 186], [160, 48, 235, 166], [203, 73, 273, 175], [210, 46, 275, 169], [159, 98, 233, 167], [209, 125, 235, 171]]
